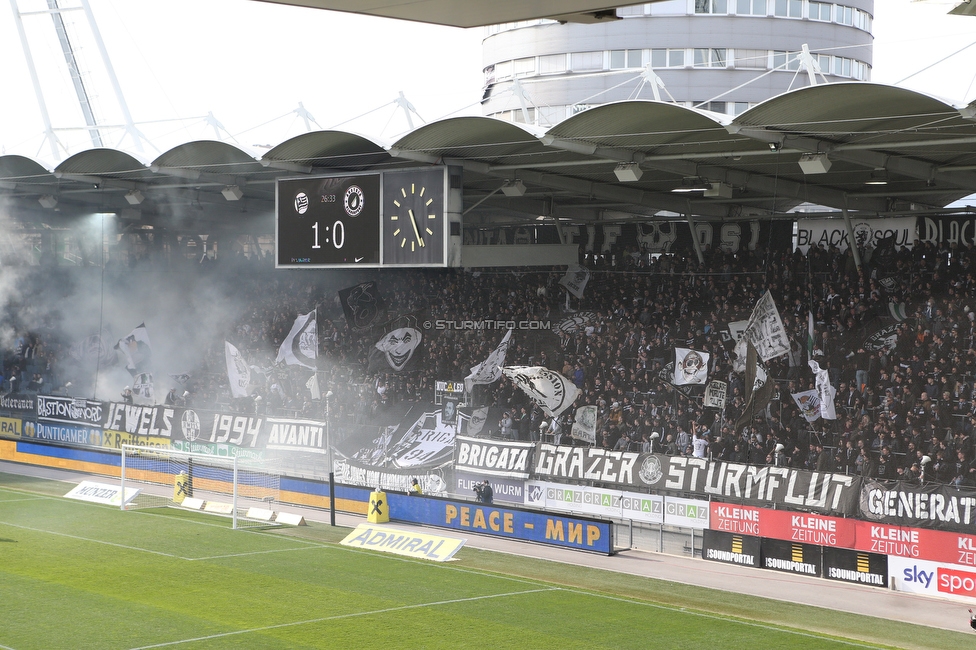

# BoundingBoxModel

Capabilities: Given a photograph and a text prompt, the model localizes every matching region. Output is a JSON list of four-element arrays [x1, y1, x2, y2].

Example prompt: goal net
[[120, 445, 281, 529]]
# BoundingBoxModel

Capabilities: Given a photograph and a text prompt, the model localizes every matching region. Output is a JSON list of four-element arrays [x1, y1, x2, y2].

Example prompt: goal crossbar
[[120, 444, 281, 529]]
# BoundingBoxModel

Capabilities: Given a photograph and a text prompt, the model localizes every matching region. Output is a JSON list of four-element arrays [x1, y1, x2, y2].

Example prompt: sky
[[0, 0, 974, 165]]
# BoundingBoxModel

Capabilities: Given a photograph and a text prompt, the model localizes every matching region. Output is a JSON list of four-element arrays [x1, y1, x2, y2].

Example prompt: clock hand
[[408, 209, 424, 248]]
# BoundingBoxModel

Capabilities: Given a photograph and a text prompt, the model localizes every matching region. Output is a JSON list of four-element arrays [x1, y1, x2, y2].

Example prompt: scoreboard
[[276, 166, 460, 268]]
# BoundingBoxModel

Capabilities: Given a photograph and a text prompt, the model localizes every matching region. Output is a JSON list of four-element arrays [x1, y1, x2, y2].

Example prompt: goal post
[[120, 445, 281, 529]]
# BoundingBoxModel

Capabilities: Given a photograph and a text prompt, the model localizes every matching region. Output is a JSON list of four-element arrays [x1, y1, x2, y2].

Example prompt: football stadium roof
[[2, 83, 975, 235]]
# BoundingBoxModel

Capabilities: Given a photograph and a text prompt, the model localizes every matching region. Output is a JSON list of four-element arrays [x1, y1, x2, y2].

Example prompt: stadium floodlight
[[38, 195, 58, 209], [501, 180, 526, 196], [221, 185, 244, 201], [613, 162, 643, 182], [124, 190, 145, 205], [120, 445, 281, 530], [798, 153, 831, 175], [704, 182, 733, 198]]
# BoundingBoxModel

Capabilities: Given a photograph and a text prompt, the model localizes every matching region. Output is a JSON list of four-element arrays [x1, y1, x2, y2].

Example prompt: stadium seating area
[[3, 235, 976, 486]]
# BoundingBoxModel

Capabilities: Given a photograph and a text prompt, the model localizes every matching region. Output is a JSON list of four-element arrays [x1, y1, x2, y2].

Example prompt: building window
[[697, 101, 727, 113], [854, 9, 872, 31], [495, 60, 513, 80], [539, 54, 567, 75], [694, 48, 727, 68], [835, 4, 853, 25], [774, 0, 802, 17], [537, 105, 566, 125], [733, 102, 751, 115], [734, 48, 767, 69], [610, 49, 643, 69], [735, 0, 766, 15], [695, 0, 728, 13], [832, 56, 851, 77], [651, 48, 685, 68], [513, 57, 536, 77], [571, 51, 604, 71], [809, 1, 831, 21], [772, 50, 800, 71], [617, 4, 647, 16]]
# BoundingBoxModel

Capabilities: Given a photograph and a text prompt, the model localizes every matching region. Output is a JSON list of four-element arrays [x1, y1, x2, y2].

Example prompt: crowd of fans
[[4, 233, 976, 488]]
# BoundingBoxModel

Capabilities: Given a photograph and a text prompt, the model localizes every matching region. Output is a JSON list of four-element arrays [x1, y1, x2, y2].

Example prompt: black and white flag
[[367, 314, 425, 374], [502, 366, 580, 418], [132, 372, 154, 403], [276, 311, 317, 370], [116, 323, 152, 377], [791, 389, 822, 423], [732, 291, 789, 373], [224, 341, 251, 398], [673, 348, 710, 386], [338, 281, 385, 330], [559, 264, 590, 299], [464, 329, 512, 393], [809, 360, 837, 420]]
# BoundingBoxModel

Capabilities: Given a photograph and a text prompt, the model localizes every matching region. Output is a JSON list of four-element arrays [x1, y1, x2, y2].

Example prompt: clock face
[[382, 168, 446, 266]]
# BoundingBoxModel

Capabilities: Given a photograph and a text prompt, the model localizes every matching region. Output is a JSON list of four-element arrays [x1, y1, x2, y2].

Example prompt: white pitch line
[[565, 589, 887, 649], [126, 587, 559, 649], [0, 520, 187, 560], [0, 497, 49, 504], [189, 545, 325, 561]]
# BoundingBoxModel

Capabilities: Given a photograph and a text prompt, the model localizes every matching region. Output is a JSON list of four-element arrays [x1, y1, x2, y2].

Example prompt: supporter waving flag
[[791, 389, 822, 423], [367, 313, 425, 374], [732, 291, 789, 373], [276, 310, 317, 370], [502, 366, 579, 418], [809, 360, 837, 420], [224, 341, 251, 398], [338, 281, 385, 330], [464, 329, 512, 393], [559, 264, 589, 299], [734, 341, 774, 432], [115, 323, 152, 377], [673, 348, 709, 385]]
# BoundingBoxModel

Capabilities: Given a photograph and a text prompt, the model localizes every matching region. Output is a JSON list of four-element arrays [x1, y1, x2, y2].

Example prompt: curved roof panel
[[391, 116, 554, 166], [56, 149, 153, 179], [264, 131, 390, 170], [0, 155, 53, 184], [151, 141, 265, 176], [549, 100, 762, 156]]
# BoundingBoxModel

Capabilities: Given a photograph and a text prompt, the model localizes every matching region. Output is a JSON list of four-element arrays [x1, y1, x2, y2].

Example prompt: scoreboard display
[[276, 167, 455, 268]]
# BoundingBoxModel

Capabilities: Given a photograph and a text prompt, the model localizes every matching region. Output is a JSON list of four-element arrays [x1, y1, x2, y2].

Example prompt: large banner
[[525, 480, 710, 529], [534, 449, 861, 515], [37, 395, 104, 428], [918, 215, 976, 247], [794, 216, 916, 254], [265, 417, 326, 454], [709, 502, 856, 548], [455, 471, 524, 504], [333, 456, 450, 496], [859, 479, 976, 533], [22, 421, 102, 446], [0, 394, 35, 414], [387, 493, 614, 554], [888, 556, 976, 601], [526, 480, 664, 525], [454, 436, 534, 479]]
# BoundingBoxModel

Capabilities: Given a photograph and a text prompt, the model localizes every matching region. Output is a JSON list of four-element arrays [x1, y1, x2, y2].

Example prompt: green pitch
[[0, 472, 969, 650]]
